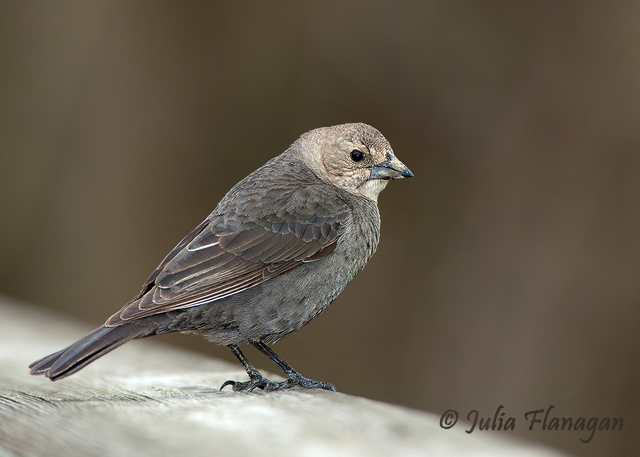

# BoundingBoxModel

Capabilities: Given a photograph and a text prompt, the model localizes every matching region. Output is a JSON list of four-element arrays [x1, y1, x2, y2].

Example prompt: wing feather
[[105, 182, 350, 327]]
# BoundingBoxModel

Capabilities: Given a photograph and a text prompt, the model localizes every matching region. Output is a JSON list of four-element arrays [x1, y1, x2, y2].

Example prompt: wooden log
[[0, 295, 566, 457]]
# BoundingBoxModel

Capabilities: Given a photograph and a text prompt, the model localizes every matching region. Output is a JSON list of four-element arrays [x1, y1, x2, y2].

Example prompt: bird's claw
[[285, 372, 337, 392], [220, 373, 337, 392], [219, 376, 265, 392], [219, 379, 239, 391]]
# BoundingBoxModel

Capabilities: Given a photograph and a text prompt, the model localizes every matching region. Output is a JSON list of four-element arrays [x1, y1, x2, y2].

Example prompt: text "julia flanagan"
[[439, 405, 623, 443]]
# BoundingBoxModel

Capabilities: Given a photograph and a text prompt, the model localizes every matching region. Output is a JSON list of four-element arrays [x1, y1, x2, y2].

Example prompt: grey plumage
[[29, 123, 413, 392]]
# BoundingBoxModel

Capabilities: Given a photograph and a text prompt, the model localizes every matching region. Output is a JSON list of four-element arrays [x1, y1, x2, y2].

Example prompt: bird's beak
[[369, 153, 414, 180]]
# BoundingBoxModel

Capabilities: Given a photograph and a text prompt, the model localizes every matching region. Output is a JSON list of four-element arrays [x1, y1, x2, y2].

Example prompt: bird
[[29, 122, 413, 392]]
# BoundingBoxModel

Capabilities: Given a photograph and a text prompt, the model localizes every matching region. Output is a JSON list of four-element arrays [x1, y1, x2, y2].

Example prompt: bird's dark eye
[[350, 150, 365, 162]]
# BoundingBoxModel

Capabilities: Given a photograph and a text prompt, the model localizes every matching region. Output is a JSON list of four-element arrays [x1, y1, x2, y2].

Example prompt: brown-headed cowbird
[[29, 123, 413, 392]]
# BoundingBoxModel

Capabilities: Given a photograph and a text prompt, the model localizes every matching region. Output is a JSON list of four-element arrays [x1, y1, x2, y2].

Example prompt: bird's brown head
[[298, 123, 413, 201]]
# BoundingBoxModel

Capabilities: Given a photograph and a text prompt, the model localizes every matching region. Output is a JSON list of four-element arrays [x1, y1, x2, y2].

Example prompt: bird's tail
[[29, 324, 148, 381]]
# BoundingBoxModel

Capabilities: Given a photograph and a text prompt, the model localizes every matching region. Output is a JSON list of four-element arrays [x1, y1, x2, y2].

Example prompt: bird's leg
[[220, 344, 269, 392], [220, 342, 337, 392], [250, 341, 337, 392]]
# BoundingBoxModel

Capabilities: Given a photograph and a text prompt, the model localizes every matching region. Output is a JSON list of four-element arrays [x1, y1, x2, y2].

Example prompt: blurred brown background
[[1, 1, 638, 456]]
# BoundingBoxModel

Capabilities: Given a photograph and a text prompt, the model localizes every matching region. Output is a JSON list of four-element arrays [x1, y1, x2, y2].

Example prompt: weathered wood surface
[[0, 295, 568, 457]]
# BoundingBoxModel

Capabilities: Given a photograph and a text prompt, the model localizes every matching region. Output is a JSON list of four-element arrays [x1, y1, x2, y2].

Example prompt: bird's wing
[[105, 186, 349, 326]]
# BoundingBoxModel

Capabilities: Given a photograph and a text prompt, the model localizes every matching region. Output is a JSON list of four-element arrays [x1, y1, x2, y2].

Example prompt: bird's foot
[[220, 372, 336, 392], [280, 372, 337, 392], [220, 373, 266, 392]]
